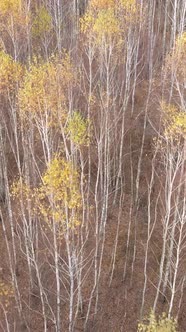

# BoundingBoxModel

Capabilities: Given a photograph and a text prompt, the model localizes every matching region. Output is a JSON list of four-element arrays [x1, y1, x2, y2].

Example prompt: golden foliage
[[174, 32, 186, 59], [90, 0, 115, 10], [11, 178, 37, 219], [32, 5, 52, 37], [161, 101, 186, 139], [138, 310, 178, 332], [0, 0, 29, 27], [80, 11, 95, 35], [120, 0, 137, 13], [66, 111, 90, 146], [37, 156, 81, 233], [118, 0, 140, 25], [0, 280, 14, 308], [42, 157, 80, 207], [93, 8, 121, 39], [166, 32, 186, 80], [18, 54, 75, 125], [80, 0, 139, 45], [0, 51, 23, 94], [11, 178, 33, 201], [11, 156, 82, 234], [0, 0, 21, 17], [80, 8, 121, 46]]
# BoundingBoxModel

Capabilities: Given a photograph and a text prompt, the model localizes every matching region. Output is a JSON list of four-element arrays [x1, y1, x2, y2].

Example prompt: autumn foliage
[[0, 1, 185, 331]]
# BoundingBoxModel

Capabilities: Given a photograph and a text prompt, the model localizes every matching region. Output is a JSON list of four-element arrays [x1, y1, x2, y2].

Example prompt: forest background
[[0, 0, 186, 331]]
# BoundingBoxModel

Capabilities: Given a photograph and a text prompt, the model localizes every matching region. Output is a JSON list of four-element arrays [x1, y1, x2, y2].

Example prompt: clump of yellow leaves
[[0, 0, 21, 17], [0, 280, 14, 308], [66, 111, 90, 146], [90, 0, 115, 10], [18, 54, 75, 126], [80, 0, 119, 43], [80, 0, 139, 45], [93, 8, 121, 41], [11, 177, 35, 199], [38, 156, 82, 232], [138, 310, 178, 332], [80, 11, 95, 35], [0, 0, 29, 27], [166, 32, 186, 81], [11, 156, 82, 235], [32, 5, 52, 38], [42, 157, 81, 208], [19, 60, 57, 118], [161, 101, 186, 139], [0, 51, 23, 94], [116, 0, 140, 27], [80, 8, 121, 46], [174, 32, 186, 59], [11, 178, 37, 219], [120, 0, 137, 13]]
